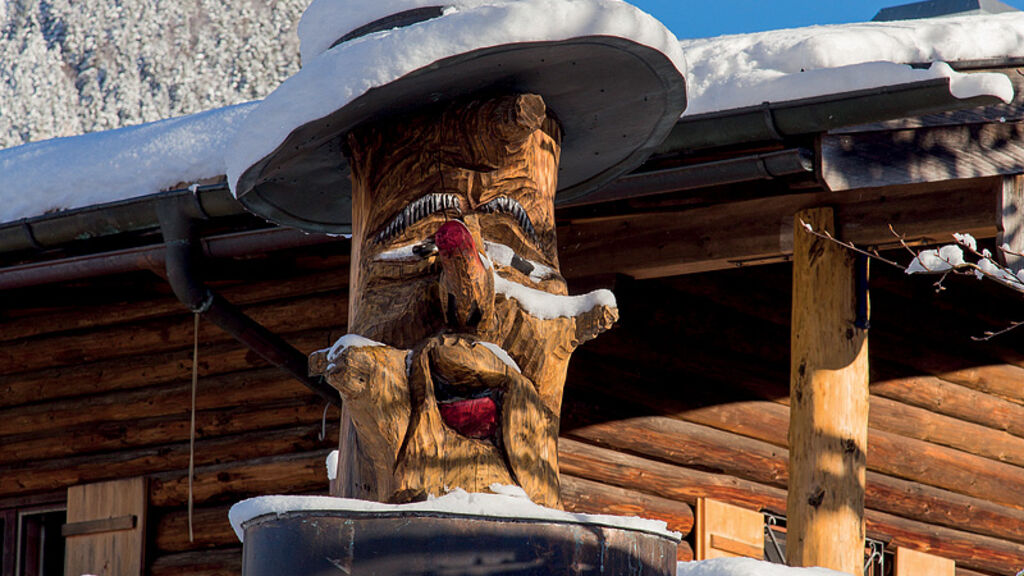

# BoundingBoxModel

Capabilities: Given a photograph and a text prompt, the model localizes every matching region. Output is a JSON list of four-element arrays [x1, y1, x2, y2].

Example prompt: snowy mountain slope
[[0, 0, 306, 148]]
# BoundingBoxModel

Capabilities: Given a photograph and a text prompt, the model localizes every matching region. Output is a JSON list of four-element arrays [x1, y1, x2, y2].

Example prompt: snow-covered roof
[[0, 103, 254, 223], [0, 9, 1021, 226], [681, 11, 1022, 115]]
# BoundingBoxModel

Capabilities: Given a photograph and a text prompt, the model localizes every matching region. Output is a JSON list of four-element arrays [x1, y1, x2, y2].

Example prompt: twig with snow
[[798, 220, 904, 269], [800, 221, 1024, 340]]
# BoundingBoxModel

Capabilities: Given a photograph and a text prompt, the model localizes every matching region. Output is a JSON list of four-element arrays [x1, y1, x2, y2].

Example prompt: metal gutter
[[657, 77, 1008, 155], [0, 183, 247, 253], [156, 194, 339, 406], [0, 226, 341, 291], [557, 148, 813, 207]]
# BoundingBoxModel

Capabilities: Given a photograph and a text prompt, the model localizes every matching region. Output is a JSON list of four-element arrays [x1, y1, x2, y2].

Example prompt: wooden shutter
[[695, 497, 764, 560], [895, 547, 955, 576], [64, 478, 147, 576]]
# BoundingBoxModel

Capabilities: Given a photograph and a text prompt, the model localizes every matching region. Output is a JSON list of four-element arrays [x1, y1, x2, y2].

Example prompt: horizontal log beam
[[560, 438, 1024, 575], [559, 474, 695, 536], [149, 450, 330, 508], [0, 291, 348, 376], [558, 177, 1000, 279], [0, 425, 335, 499], [0, 260, 348, 344], [148, 548, 241, 576], [822, 122, 1024, 191], [0, 369, 314, 446], [560, 475, 695, 562], [566, 384, 1024, 548], [559, 437, 787, 512], [0, 329, 334, 409], [871, 361, 1024, 439], [155, 504, 238, 553]]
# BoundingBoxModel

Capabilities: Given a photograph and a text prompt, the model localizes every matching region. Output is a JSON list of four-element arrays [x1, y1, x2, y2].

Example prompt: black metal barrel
[[240, 511, 679, 576]]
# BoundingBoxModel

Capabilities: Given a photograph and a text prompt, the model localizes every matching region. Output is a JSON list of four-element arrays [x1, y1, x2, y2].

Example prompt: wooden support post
[[787, 207, 869, 575], [997, 174, 1024, 275]]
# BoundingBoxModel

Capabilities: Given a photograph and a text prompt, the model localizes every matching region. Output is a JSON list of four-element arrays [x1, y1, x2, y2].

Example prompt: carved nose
[[436, 220, 494, 331]]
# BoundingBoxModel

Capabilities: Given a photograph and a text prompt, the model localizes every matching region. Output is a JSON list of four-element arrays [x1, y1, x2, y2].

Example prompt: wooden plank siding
[[2, 242, 1024, 575]]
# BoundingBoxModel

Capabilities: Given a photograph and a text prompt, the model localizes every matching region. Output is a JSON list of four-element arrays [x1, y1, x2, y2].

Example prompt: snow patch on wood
[[493, 273, 616, 320]]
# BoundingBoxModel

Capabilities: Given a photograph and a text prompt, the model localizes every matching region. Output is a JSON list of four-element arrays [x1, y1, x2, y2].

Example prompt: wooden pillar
[[787, 207, 869, 575], [997, 174, 1024, 275]]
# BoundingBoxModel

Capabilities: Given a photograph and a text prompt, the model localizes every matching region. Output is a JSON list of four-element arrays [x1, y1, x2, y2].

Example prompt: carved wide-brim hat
[[226, 0, 688, 234]]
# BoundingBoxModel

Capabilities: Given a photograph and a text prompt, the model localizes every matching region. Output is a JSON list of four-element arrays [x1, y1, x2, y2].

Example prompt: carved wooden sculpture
[[309, 93, 618, 508]]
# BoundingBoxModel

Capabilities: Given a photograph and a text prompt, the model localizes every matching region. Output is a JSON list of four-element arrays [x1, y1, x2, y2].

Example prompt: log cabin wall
[[2, 240, 1024, 575]]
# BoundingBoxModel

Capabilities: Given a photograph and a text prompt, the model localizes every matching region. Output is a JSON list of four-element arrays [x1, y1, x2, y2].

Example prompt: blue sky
[[631, 0, 1024, 39]]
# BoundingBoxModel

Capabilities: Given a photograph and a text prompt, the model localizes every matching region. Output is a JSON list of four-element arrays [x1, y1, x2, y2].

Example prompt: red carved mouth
[[437, 396, 499, 439]]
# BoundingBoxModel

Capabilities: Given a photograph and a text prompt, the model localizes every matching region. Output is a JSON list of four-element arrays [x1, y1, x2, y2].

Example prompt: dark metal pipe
[[558, 148, 814, 207], [156, 196, 339, 405]]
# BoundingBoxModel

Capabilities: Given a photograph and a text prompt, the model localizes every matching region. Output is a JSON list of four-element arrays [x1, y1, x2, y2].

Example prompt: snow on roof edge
[[0, 102, 257, 225], [680, 11, 1024, 115]]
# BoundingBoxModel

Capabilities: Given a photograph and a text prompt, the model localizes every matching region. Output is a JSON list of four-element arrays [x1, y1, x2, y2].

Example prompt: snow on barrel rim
[[228, 490, 681, 543]]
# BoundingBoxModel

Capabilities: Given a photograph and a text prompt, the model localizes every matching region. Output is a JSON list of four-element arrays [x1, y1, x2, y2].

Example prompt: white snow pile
[[677, 558, 847, 576], [225, 0, 686, 197], [228, 486, 681, 543], [325, 333, 386, 362], [905, 233, 1024, 292], [494, 274, 616, 320], [325, 450, 339, 481], [0, 102, 256, 223], [680, 12, 1024, 115]]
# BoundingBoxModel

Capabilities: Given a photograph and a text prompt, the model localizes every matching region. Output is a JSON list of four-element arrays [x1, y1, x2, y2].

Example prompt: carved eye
[[479, 196, 537, 242], [375, 193, 462, 245]]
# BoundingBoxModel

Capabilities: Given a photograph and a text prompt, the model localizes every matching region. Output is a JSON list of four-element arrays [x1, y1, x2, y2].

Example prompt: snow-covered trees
[[0, 0, 306, 148]]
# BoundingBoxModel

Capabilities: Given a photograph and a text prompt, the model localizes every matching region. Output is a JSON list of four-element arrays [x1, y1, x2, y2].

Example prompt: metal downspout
[[156, 195, 339, 406]]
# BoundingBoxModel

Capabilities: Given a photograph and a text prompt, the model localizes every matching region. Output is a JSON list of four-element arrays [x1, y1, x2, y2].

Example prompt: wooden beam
[[821, 122, 1024, 191], [149, 548, 241, 576], [787, 207, 869, 575], [62, 515, 137, 537], [557, 177, 1000, 279], [997, 174, 1024, 275]]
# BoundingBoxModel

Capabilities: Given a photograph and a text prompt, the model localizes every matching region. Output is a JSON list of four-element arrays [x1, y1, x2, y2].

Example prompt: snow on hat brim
[[227, 0, 687, 234]]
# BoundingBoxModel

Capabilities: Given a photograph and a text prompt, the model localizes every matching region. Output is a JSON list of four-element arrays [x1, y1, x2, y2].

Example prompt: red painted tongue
[[437, 396, 498, 438]]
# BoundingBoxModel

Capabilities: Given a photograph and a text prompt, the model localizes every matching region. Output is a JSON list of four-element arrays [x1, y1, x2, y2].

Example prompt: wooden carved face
[[312, 94, 617, 508]]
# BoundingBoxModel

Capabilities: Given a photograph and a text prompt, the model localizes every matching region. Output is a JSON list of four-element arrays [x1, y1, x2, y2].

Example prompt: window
[[0, 499, 67, 576], [16, 507, 66, 576]]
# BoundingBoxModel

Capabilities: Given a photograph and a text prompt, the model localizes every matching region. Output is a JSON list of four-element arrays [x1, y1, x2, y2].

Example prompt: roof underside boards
[[821, 65, 1024, 191]]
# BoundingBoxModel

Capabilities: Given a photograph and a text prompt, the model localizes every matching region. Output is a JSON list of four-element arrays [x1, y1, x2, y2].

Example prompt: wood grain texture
[[896, 547, 956, 576], [997, 175, 1024, 275], [557, 177, 1001, 279], [65, 477, 147, 576], [696, 498, 765, 561], [148, 549, 241, 576], [822, 122, 1024, 191], [788, 208, 869, 575], [0, 329, 335, 409], [318, 93, 616, 507]]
